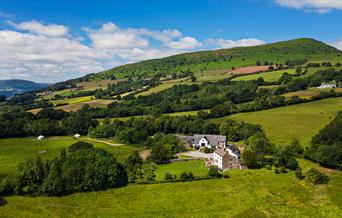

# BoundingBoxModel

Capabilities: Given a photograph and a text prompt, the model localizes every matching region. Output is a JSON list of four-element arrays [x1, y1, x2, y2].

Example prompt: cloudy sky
[[0, 0, 342, 83]]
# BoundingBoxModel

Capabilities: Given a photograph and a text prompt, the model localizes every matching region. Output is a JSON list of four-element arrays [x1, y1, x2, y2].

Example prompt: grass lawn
[[0, 165, 341, 217], [0, 137, 142, 179], [155, 160, 208, 180], [210, 97, 342, 147]]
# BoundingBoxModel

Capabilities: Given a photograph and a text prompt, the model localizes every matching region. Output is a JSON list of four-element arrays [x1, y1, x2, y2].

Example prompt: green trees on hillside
[[305, 111, 342, 169]]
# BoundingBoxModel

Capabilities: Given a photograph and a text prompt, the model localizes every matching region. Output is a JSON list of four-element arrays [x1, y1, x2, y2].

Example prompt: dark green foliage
[[280, 166, 288, 173], [149, 144, 171, 164], [306, 168, 329, 185], [306, 111, 342, 169], [125, 151, 143, 182], [285, 139, 304, 155], [274, 168, 280, 174], [274, 148, 299, 170], [242, 149, 263, 169], [163, 172, 175, 181], [61, 112, 98, 135], [68, 142, 94, 152], [179, 172, 195, 180], [207, 166, 222, 178], [0, 95, 6, 102], [0, 143, 128, 196]]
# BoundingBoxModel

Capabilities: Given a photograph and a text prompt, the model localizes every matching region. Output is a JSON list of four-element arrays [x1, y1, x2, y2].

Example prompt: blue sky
[[0, 0, 342, 82]]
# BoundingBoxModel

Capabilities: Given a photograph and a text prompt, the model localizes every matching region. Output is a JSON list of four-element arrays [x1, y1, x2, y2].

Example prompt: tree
[[125, 151, 143, 182], [285, 138, 303, 155], [149, 144, 171, 164], [256, 60, 261, 66], [40, 158, 64, 196], [295, 167, 304, 180], [241, 149, 263, 169], [274, 148, 298, 170]]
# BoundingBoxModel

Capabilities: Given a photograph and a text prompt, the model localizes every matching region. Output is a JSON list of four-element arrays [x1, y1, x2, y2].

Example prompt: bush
[[203, 147, 215, 154], [295, 167, 305, 180], [179, 172, 195, 180], [264, 165, 272, 170], [164, 173, 174, 181], [306, 168, 329, 185], [274, 168, 280, 174], [208, 166, 222, 178], [223, 174, 230, 178]]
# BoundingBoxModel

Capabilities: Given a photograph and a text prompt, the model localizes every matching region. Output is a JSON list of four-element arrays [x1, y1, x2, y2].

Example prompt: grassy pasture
[[55, 99, 113, 112], [51, 96, 94, 106], [0, 165, 341, 217], [211, 97, 342, 147], [0, 137, 142, 179], [154, 160, 208, 180], [232, 69, 296, 82]]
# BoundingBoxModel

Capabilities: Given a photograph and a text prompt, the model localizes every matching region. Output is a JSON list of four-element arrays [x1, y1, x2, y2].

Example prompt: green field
[[232, 69, 296, 82], [0, 164, 341, 217], [0, 137, 143, 179], [155, 160, 208, 180], [51, 96, 94, 106], [211, 97, 342, 147]]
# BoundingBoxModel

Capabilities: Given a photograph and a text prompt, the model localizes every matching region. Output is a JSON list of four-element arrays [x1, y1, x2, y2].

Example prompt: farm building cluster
[[177, 134, 245, 170]]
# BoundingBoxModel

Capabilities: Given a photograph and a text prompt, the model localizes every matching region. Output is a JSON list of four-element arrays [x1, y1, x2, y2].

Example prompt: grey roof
[[176, 135, 194, 144], [194, 134, 226, 146], [214, 149, 228, 157], [227, 144, 241, 158]]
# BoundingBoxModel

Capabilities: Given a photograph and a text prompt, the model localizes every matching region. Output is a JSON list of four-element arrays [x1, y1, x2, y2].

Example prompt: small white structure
[[74, 134, 81, 139], [317, 84, 336, 89], [37, 135, 45, 140]]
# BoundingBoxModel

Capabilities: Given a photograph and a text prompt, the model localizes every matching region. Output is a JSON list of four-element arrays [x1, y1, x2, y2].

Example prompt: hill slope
[[97, 38, 342, 79], [0, 79, 50, 97]]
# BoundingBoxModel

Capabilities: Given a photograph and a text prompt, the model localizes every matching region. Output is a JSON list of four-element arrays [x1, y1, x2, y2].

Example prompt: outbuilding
[[74, 134, 81, 139]]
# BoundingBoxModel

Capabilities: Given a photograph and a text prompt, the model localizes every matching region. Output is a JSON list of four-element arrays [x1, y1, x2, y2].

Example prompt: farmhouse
[[193, 134, 226, 148], [317, 84, 336, 89], [213, 145, 243, 170], [176, 134, 227, 148]]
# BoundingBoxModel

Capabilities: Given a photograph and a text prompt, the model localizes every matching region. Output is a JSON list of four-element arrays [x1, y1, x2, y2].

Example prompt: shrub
[[264, 165, 272, 170], [223, 174, 230, 178], [208, 166, 222, 178], [179, 172, 195, 180], [295, 167, 305, 180], [164, 173, 174, 181], [274, 168, 280, 174], [306, 168, 329, 185]]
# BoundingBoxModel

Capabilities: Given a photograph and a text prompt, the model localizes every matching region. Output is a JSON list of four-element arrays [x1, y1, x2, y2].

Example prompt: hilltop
[[97, 38, 341, 79]]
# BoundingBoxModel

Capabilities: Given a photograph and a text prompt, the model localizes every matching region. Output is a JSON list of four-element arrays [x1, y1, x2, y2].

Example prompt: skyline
[[1, 0, 342, 82]]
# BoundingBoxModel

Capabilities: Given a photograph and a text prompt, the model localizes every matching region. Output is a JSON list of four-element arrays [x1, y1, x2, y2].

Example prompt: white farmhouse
[[213, 145, 243, 170], [192, 134, 226, 148]]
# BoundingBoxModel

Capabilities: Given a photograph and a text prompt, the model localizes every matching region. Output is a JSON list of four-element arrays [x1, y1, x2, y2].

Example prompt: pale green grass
[[155, 160, 208, 180], [210, 97, 342, 147]]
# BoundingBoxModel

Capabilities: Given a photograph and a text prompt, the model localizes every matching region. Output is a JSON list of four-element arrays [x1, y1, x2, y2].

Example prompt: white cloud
[[0, 20, 265, 82], [275, 0, 342, 13], [205, 38, 265, 48], [7, 20, 69, 37], [330, 39, 342, 51]]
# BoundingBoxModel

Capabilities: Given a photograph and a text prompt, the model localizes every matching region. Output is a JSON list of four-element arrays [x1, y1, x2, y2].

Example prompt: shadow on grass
[[0, 198, 7, 207]]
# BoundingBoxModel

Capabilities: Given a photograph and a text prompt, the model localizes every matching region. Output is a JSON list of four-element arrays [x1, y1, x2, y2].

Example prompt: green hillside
[[98, 38, 342, 79]]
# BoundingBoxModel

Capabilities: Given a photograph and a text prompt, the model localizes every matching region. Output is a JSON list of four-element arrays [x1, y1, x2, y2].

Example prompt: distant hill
[[0, 79, 51, 97], [96, 38, 342, 79]]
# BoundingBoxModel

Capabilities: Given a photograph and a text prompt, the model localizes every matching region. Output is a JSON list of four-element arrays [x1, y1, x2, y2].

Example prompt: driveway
[[178, 151, 213, 159]]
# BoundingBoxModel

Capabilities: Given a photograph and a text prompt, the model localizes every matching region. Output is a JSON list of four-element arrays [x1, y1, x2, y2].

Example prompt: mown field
[[211, 97, 342, 147]]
